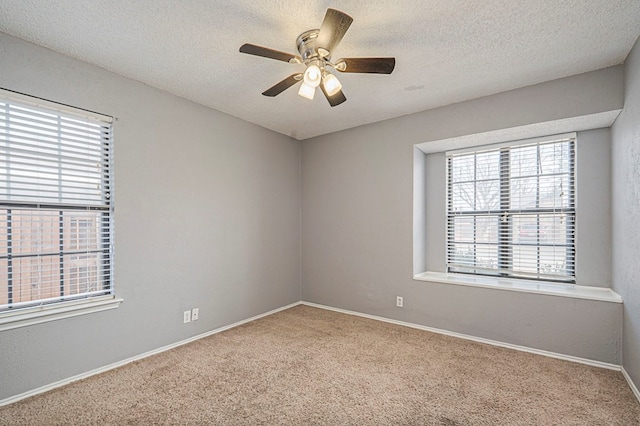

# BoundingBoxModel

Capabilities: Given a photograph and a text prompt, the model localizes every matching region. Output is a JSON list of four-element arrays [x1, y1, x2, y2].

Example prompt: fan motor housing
[[296, 29, 330, 62]]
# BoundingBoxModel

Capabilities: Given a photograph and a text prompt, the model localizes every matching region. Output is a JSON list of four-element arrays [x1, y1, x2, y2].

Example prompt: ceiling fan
[[239, 8, 395, 107]]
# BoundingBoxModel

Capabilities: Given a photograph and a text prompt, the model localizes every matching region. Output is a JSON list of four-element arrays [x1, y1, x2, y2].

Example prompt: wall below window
[[0, 33, 301, 401], [302, 65, 624, 365]]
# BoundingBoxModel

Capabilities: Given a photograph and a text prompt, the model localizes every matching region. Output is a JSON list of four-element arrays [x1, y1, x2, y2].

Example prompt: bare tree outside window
[[447, 139, 575, 282]]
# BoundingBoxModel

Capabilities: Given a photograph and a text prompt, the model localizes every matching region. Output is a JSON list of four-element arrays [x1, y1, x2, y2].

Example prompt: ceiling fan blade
[[317, 8, 353, 54], [319, 82, 347, 107], [239, 43, 301, 63], [262, 74, 303, 97], [335, 57, 396, 74]]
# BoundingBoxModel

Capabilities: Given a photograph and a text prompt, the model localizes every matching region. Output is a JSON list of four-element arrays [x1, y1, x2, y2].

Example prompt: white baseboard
[[0, 301, 302, 407], [301, 301, 622, 371], [622, 367, 640, 404], [4, 300, 634, 408]]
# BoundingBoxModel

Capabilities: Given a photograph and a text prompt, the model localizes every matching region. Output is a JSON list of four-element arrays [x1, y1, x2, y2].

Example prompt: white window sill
[[0, 295, 123, 332], [413, 272, 622, 303]]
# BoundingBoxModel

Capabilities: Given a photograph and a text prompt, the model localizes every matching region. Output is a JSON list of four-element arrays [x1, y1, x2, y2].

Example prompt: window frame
[[0, 88, 120, 330], [445, 136, 576, 283]]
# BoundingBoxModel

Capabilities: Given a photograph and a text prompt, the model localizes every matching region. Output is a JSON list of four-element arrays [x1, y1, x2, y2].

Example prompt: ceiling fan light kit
[[239, 8, 395, 107], [322, 73, 342, 96], [303, 64, 322, 87], [298, 82, 316, 100]]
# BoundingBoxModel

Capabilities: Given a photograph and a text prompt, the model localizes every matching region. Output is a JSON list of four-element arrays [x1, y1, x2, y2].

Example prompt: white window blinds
[[446, 136, 575, 282], [0, 89, 114, 311]]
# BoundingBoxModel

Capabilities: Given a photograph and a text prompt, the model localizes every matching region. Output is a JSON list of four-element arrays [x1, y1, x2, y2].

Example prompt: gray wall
[[302, 67, 623, 364], [0, 33, 301, 400], [1, 29, 636, 402], [612, 36, 640, 391]]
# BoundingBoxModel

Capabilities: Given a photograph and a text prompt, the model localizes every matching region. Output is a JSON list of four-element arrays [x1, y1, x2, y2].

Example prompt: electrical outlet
[[191, 308, 199, 321], [396, 296, 403, 308], [183, 310, 191, 323]]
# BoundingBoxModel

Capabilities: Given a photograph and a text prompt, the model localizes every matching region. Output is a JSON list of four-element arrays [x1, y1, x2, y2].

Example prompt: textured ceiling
[[0, 1, 639, 140]]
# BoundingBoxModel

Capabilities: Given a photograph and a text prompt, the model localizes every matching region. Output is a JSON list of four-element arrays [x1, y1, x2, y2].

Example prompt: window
[[446, 136, 575, 282], [0, 89, 114, 313]]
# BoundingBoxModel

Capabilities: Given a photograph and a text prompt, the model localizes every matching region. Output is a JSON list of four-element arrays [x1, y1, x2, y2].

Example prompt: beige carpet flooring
[[1, 305, 639, 425]]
